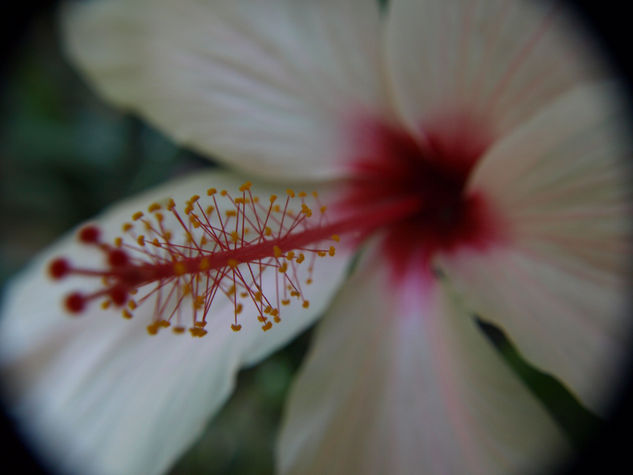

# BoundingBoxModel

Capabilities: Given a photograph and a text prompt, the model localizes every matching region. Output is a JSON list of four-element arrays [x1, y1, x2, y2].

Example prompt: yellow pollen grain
[[269, 194, 277, 204], [127, 300, 137, 310], [190, 327, 208, 337], [206, 205, 215, 215], [253, 196, 260, 203], [155, 212, 164, 222], [148, 202, 161, 212], [194, 296, 205, 309], [290, 290, 300, 297], [298, 191, 307, 198], [231, 324, 242, 332], [320, 205, 327, 214], [306, 278, 313, 285], [239, 181, 252, 192], [286, 189, 295, 198], [220, 190, 228, 196], [274, 315, 281, 323], [122, 222, 133, 232], [147, 323, 159, 335], [296, 253, 305, 264], [273, 205, 281, 213], [331, 234, 340, 242], [152, 238, 160, 247], [227, 285, 236, 296], [194, 320, 207, 328], [329, 246, 336, 257], [312, 191, 319, 198], [258, 315, 267, 322], [264, 305, 272, 314], [184, 205, 193, 215], [271, 308, 279, 317], [273, 245, 282, 258], [278, 262, 288, 273], [282, 299, 290, 306], [302, 301, 310, 308], [182, 284, 192, 295], [265, 227, 272, 236], [158, 320, 170, 328], [317, 251, 326, 257], [286, 251, 295, 260], [137, 235, 145, 247], [172, 326, 186, 334], [255, 292, 263, 303], [230, 231, 239, 243], [132, 211, 144, 221], [114, 237, 123, 248], [189, 194, 200, 204], [173, 262, 186, 276], [207, 187, 217, 196], [262, 321, 273, 331], [101, 300, 111, 310], [235, 303, 243, 314], [226, 209, 237, 218]]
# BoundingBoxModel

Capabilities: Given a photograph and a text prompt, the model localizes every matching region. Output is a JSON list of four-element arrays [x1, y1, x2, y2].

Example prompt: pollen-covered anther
[[261, 321, 273, 331], [231, 324, 242, 332], [121, 309, 133, 320]]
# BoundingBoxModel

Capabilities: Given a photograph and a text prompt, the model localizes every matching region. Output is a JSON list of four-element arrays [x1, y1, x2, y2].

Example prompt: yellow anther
[[262, 321, 273, 331], [227, 258, 239, 268], [306, 278, 313, 285], [240, 292, 248, 298], [137, 235, 145, 247], [301, 203, 312, 217], [147, 323, 159, 335], [231, 324, 242, 332], [226, 209, 237, 218], [207, 188, 217, 196], [194, 296, 205, 309], [220, 190, 228, 196], [317, 251, 326, 257], [265, 227, 272, 236], [273, 245, 282, 258], [200, 236, 208, 245], [239, 181, 252, 192], [286, 189, 295, 198], [152, 238, 160, 247], [155, 212, 164, 222], [122, 222, 133, 232], [144, 220, 152, 232], [302, 301, 310, 308], [227, 285, 236, 296], [281, 299, 290, 306], [190, 327, 208, 337], [235, 197, 244, 205], [148, 202, 162, 212], [206, 205, 215, 215], [278, 262, 288, 273], [320, 205, 327, 213], [189, 194, 200, 204], [114, 237, 123, 248], [199, 257, 210, 270], [173, 262, 186, 276], [235, 303, 243, 314], [194, 320, 207, 328], [329, 246, 336, 257], [331, 234, 340, 242], [230, 231, 239, 243], [273, 205, 281, 213], [129, 289, 138, 295], [290, 291, 300, 297], [184, 205, 193, 215], [253, 196, 260, 203], [271, 308, 279, 317], [255, 292, 263, 302], [274, 315, 281, 323], [298, 191, 307, 198], [100, 300, 111, 310], [296, 253, 305, 264], [164, 231, 172, 240], [128, 300, 137, 310], [312, 191, 319, 198], [167, 198, 176, 210], [264, 305, 272, 314], [182, 284, 192, 295], [132, 211, 144, 221], [269, 195, 277, 204], [158, 320, 170, 328], [286, 251, 295, 260], [172, 326, 186, 334]]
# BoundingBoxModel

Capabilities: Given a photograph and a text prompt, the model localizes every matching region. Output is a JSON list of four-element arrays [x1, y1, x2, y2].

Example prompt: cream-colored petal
[[0, 170, 352, 475], [437, 83, 632, 414], [278, 249, 567, 475], [61, 0, 388, 180], [385, 0, 605, 139]]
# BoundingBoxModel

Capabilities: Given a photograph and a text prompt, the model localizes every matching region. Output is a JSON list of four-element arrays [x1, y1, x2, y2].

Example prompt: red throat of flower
[[48, 117, 506, 336]]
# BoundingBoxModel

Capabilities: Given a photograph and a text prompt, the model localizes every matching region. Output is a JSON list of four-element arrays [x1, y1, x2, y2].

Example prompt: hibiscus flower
[[1, 0, 631, 474]]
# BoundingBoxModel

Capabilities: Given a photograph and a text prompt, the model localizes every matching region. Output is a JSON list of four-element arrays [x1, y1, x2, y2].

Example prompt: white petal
[[278, 249, 567, 475], [0, 170, 352, 475], [437, 83, 632, 414], [61, 0, 388, 180], [385, 0, 605, 139]]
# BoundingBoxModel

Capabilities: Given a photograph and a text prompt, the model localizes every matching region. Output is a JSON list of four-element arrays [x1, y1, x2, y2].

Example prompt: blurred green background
[[1, 2, 632, 474]]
